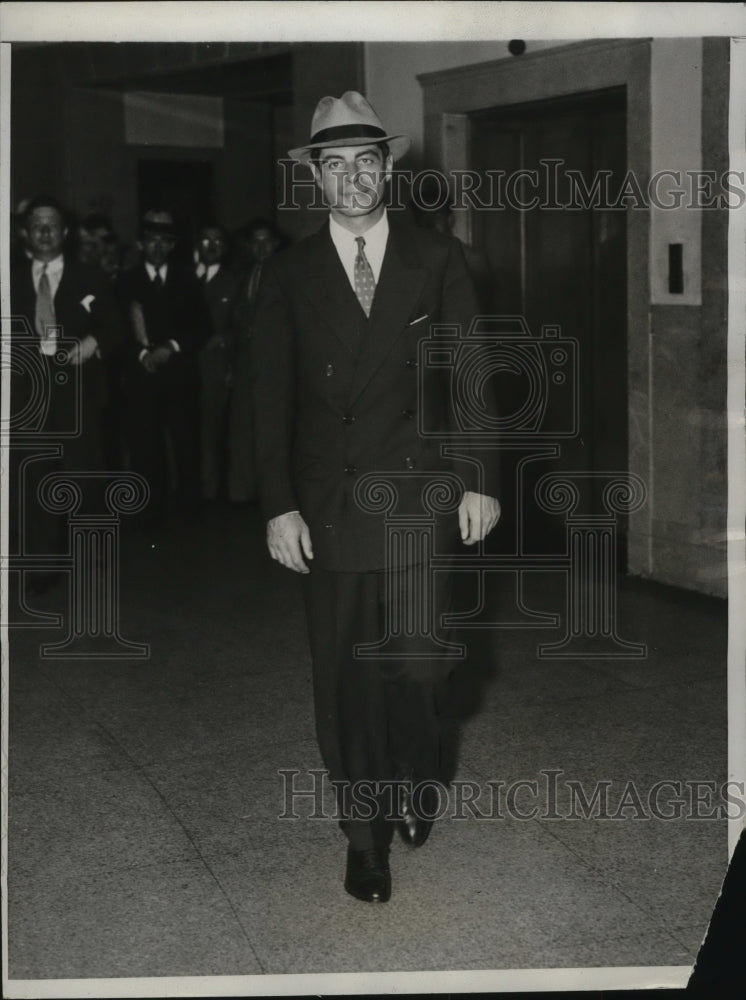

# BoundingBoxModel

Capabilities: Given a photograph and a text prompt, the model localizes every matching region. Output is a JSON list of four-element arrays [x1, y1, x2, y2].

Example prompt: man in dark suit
[[195, 223, 241, 501], [228, 219, 283, 503], [10, 195, 127, 592], [251, 93, 500, 903], [118, 210, 211, 523]]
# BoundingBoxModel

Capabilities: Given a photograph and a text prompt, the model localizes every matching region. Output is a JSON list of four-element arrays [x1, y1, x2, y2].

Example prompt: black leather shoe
[[397, 781, 440, 848], [344, 847, 391, 903]]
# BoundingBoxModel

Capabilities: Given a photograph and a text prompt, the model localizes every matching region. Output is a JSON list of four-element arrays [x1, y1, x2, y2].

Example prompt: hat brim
[[288, 133, 410, 165]]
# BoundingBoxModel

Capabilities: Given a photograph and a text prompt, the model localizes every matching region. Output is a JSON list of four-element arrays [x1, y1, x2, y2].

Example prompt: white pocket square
[[408, 313, 429, 327], [81, 295, 95, 313]]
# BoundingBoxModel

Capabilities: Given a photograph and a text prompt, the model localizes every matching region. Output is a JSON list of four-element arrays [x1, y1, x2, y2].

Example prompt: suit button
[[325, 364, 335, 376], [342, 413, 355, 424], [344, 465, 357, 475], [401, 408, 414, 420], [405, 358, 418, 369], [404, 457, 416, 469]]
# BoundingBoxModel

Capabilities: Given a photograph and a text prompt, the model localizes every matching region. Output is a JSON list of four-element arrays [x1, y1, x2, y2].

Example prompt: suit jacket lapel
[[54, 259, 75, 321], [348, 219, 428, 405], [300, 224, 363, 357]]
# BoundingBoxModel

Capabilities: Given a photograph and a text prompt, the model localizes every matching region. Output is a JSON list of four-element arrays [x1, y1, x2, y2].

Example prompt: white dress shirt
[[32, 254, 64, 295], [144, 261, 168, 284], [329, 210, 389, 291]]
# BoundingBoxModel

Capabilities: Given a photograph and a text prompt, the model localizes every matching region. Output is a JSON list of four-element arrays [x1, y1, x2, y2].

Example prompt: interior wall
[[10, 46, 277, 247], [10, 47, 69, 209], [365, 41, 563, 168]]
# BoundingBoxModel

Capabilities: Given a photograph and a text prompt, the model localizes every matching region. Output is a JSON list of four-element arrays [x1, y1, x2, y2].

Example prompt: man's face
[[198, 228, 226, 266], [78, 225, 109, 265], [248, 227, 279, 263], [312, 145, 392, 219], [141, 230, 175, 268], [23, 207, 67, 262]]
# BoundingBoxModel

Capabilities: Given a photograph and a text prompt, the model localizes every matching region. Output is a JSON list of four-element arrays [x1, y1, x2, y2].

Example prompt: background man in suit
[[195, 223, 241, 502], [10, 195, 126, 593], [118, 210, 211, 525], [251, 93, 500, 903], [228, 219, 284, 504]]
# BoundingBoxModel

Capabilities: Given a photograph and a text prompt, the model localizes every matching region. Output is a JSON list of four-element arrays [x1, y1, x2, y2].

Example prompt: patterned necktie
[[354, 236, 376, 317], [35, 264, 56, 348]]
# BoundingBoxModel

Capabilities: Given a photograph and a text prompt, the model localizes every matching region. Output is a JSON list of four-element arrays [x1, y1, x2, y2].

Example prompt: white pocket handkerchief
[[408, 313, 429, 327], [81, 295, 95, 313]]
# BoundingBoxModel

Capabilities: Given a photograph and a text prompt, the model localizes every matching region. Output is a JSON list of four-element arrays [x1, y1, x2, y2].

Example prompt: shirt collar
[[196, 262, 221, 282], [329, 209, 389, 257], [32, 254, 64, 278], [145, 261, 168, 282]]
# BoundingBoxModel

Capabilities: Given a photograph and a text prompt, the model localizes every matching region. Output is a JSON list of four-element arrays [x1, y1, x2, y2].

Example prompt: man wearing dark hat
[[118, 210, 211, 525], [251, 93, 500, 902]]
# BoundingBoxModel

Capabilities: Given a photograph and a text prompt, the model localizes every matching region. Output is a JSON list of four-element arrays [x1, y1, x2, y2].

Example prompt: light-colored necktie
[[35, 264, 57, 352], [354, 237, 376, 317]]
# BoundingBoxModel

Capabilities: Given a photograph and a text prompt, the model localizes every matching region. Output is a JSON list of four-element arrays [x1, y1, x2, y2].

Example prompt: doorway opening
[[137, 158, 216, 265]]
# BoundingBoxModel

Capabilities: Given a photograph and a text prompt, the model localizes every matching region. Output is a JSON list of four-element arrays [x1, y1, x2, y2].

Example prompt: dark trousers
[[199, 347, 230, 501], [227, 342, 257, 502], [302, 565, 454, 850], [9, 357, 104, 560], [125, 362, 201, 518]]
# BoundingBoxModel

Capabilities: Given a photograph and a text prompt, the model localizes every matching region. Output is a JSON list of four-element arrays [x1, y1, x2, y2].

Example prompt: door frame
[[418, 38, 650, 568]]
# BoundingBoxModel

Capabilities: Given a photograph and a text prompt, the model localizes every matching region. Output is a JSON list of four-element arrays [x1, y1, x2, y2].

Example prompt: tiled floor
[[6, 501, 728, 986]]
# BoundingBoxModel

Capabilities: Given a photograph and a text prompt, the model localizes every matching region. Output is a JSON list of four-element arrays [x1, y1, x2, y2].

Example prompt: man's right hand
[[267, 511, 314, 574]]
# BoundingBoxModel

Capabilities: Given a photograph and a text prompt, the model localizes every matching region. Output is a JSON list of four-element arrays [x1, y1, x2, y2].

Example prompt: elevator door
[[470, 89, 628, 562]]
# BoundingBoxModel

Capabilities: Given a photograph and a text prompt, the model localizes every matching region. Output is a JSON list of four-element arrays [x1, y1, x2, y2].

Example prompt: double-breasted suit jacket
[[251, 215, 497, 573]]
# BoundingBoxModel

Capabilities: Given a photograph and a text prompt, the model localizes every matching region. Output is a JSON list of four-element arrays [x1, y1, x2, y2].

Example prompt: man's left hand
[[458, 491, 501, 545], [149, 345, 174, 367], [66, 335, 98, 367]]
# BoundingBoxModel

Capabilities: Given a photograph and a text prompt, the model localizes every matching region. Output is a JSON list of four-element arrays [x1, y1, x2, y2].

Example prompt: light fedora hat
[[288, 91, 410, 164]]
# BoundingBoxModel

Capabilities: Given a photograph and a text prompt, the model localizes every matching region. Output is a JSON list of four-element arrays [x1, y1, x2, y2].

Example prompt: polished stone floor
[[6, 501, 728, 990]]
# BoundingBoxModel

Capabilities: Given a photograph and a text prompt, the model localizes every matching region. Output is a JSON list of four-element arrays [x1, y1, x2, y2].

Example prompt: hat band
[[310, 123, 387, 145]]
